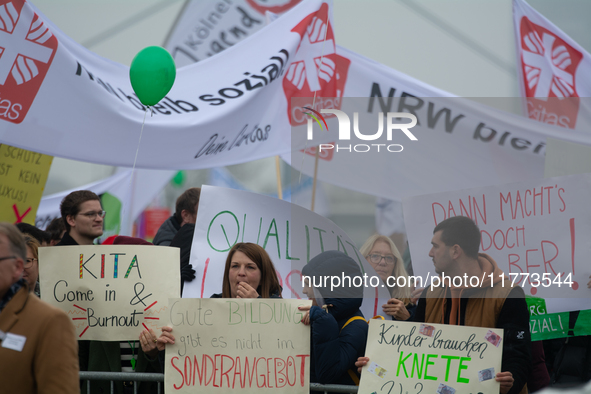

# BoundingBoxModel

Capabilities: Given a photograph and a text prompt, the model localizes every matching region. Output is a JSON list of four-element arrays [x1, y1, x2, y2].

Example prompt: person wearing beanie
[[299, 250, 369, 385]]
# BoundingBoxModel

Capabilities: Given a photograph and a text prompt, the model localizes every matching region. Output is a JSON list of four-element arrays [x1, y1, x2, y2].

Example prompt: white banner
[[0, 0, 331, 168], [182, 185, 391, 319], [165, 0, 301, 67], [402, 173, 591, 313], [285, 46, 591, 202], [35, 168, 174, 238], [513, 0, 591, 130], [4, 0, 591, 203]]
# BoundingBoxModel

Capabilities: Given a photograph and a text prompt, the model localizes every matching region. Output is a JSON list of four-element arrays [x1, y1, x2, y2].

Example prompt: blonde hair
[[24, 234, 40, 260], [360, 234, 411, 302]]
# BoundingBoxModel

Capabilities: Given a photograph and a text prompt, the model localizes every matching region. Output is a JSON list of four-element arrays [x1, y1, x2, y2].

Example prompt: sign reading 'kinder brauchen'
[[359, 320, 503, 394]]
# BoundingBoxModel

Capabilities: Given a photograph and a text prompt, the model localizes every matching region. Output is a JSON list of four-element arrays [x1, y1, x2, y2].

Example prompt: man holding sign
[[358, 216, 531, 394], [57, 190, 104, 246]]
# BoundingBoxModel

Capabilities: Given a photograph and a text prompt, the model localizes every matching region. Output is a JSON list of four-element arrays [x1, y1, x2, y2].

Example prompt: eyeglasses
[[78, 210, 106, 219], [368, 254, 396, 266], [0, 255, 16, 263], [24, 258, 38, 268]]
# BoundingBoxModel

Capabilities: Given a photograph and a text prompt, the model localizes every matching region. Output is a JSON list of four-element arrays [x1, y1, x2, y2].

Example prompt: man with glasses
[[57, 190, 105, 246], [0, 222, 79, 393]]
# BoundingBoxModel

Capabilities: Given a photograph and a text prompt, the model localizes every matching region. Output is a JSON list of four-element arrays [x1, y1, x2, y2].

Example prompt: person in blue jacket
[[299, 250, 369, 385]]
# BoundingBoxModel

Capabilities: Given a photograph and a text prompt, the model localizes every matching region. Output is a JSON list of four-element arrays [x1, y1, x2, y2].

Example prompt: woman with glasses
[[360, 234, 414, 320], [23, 234, 40, 296]]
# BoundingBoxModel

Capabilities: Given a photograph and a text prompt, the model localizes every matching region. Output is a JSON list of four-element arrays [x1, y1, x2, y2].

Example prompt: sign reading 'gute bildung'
[[359, 320, 503, 394], [39, 245, 180, 340], [164, 298, 311, 393]]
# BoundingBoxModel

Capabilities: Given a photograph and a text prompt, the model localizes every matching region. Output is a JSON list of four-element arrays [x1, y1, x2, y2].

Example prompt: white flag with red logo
[[2, 0, 591, 203], [513, 0, 591, 129]]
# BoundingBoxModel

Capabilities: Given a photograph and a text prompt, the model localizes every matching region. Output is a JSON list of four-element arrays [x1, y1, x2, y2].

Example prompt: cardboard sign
[[0, 144, 52, 224], [359, 320, 503, 394], [403, 173, 591, 313], [39, 245, 180, 340], [183, 185, 391, 319], [164, 298, 311, 393]]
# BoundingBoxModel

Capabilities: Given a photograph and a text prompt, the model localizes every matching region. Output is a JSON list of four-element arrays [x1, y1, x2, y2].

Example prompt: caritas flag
[[513, 0, 591, 130]]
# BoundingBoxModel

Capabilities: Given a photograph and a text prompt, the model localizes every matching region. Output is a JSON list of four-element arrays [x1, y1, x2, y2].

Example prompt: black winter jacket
[[302, 251, 369, 385]]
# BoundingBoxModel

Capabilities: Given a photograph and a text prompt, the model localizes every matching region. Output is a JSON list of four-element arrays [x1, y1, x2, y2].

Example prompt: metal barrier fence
[[79, 371, 359, 393]]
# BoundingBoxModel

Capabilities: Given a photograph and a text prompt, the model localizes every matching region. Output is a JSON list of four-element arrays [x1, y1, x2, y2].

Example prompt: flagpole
[[275, 156, 283, 200], [311, 148, 320, 212]]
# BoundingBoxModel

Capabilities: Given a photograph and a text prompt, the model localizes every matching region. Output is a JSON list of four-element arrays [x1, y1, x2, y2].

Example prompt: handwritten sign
[[39, 245, 180, 340], [183, 185, 391, 318], [0, 144, 52, 224], [403, 173, 591, 313], [359, 320, 503, 394], [164, 298, 311, 393]]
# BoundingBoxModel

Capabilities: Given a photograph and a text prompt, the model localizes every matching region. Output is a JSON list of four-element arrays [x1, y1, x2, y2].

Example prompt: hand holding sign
[[358, 320, 504, 394]]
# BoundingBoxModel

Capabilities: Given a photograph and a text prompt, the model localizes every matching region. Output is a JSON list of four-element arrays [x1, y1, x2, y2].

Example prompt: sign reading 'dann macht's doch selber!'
[[39, 245, 180, 340], [359, 320, 503, 394], [164, 298, 312, 394]]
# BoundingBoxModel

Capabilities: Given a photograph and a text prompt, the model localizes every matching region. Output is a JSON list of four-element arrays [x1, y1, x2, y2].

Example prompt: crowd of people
[[1, 188, 590, 394]]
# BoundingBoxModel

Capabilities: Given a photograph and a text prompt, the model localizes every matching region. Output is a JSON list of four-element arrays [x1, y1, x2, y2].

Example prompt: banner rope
[[121, 106, 151, 236]]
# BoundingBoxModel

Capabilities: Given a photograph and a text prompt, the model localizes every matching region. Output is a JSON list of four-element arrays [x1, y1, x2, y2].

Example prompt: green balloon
[[172, 171, 185, 187], [129, 46, 176, 106]]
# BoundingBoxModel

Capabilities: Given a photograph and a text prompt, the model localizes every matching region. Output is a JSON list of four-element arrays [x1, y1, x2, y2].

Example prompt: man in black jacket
[[153, 187, 200, 246]]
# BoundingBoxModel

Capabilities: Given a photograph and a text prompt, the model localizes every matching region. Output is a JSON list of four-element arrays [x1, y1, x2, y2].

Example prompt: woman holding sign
[[300, 250, 369, 386], [360, 234, 415, 320], [152, 243, 282, 352]]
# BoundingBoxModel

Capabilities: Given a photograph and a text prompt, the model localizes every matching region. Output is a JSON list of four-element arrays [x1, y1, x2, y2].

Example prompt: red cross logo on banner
[[0, 0, 58, 124], [283, 2, 350, 128], [519, 16, 582, 128]]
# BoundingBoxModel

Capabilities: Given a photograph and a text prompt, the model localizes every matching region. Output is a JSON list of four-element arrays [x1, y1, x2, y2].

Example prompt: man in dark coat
[[153, 187, 200, 246]]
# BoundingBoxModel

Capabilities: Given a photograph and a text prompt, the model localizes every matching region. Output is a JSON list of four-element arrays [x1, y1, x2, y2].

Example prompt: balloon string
[[132, 107, 148, 173], [122, 107, 148, 236]]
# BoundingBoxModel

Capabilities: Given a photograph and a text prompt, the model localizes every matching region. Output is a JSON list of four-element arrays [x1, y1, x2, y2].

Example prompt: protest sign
[[164, 298, 311, 393], [526, 297, 591, 341], [359, 320, 503, 394], [0, 144, 52, 224], [182, 185, 392, 319], [403, 173, 591, 313], [39, 245, 180, 340]]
